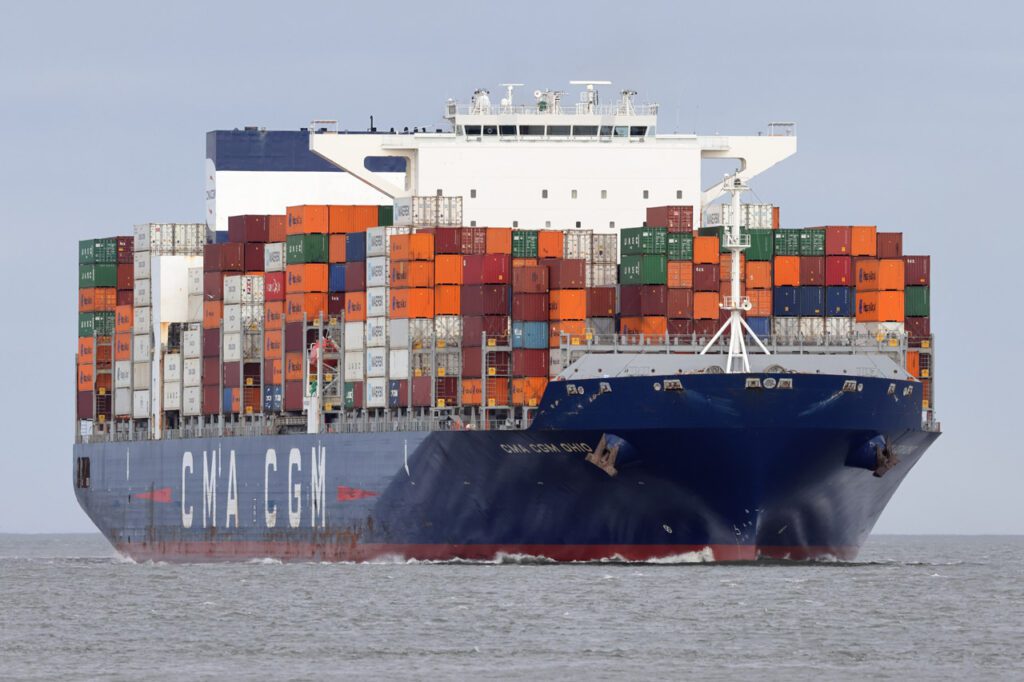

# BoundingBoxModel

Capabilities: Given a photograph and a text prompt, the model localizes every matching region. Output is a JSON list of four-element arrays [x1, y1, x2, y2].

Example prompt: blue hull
[[74, 373, 938, 562]]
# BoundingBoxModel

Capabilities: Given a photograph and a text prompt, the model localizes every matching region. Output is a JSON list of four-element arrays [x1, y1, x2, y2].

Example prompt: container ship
[[73, 83, 939, 562]]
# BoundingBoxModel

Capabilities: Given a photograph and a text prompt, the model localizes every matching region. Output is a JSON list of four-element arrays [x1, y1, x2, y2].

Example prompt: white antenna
[[499, 83, 523, 110], [570, 80, 612, 113], [699, 174, 771, 373]]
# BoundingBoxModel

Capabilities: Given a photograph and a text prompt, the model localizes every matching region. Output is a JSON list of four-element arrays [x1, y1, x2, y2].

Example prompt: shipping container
[[800, 256, 824, 286], [876, 232, 903, 259], [774, 256, 800, 287], [548, 290, 587, 320], [856, 258, 905, 291], [586, 287, 616, 317], [903, 256, 930, 285], [365, 257, 388, 288], [461, 285, 510, 316], [620, 316, 669, 338], [666, 233, 693, 261], [719, 253, 746, 282], [826, 287, 855, 317], [824, 226, 852, 255], [667, 261, 693, 289], [588, 263, 617, 287], [513, 265, 548, 293], [285, 293, 327, 323], [904, 286, 930, 317], [286, 234, 328, 264], [433, 285, 460, 316], [825, 256, 852, 286], [328, 205, 378, 234], [646, 205, 694, 231], [286, 205, 329, 234], [461, 227, 487, 255], [511, 377, 548, 407], [692, 263, 720, 292], [462, 316, 509, 346], [747, 289, 772, 317], [905, 317, 931, 346], [620, 255, 667, 285], [429, 227, 461, 254], [512, 293, 550, 321], [621, 227, 668, 256], [391, 233, 436, 261], [512, 321, 548, 349], [851, 226, 877, 256], [511, 349, 548, 377], [774, 230, 802, 256], [745, 261, 772, 289], [773, 287, 799, 317], [692, 236, 719, 264], [345, 232, 367, 262], [693, 292, 720, 320], [799, 229, 825, 256], [666, 288, 694, 319], [548, 320, 586, 347], [512, 230, 538, 258], [389, 288, 434, 319], [390, 261, 434, 288], [856, 291, 905, 322], [462, 254, 511, 285], [798, 286, 825, 317], [537, 230, 564, 259]]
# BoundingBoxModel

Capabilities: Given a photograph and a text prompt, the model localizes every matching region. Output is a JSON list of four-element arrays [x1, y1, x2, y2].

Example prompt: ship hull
[[74, 373, 938, 562]]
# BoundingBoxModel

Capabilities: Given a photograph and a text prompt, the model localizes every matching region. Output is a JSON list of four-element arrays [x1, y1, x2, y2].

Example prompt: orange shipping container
[[905, 350, 921, 378], [286, 264, 328, 293], [855, 291, 905, 322], [485, 228, 513, 255], [537, 231, 564, 258], [434, 254, 464, 285], [264, 301, 284, 330], [286, 205, 329, 235], [693, 236, 720, 264], [329, 205, 377, 234], [268, 215, 287, 242], [95, 373, 112, 393], [94, 288, 116, 311], [285, 293, 327, 323], [745, 261, 772, 289], [78, 338, 95, 367], [667, 261, 693, 289], [549, 320, 586, 347], [434, 285, 461, 316], [114, 334, 131, 360], [512, 258, 538, 268], [747, 288, 773, 317], [328, 234, 347, 263], [390, 288, 434, 319], [851, 225, 877, 256], [390, 261, 434, 288], [264, 332, 283, 360], [77, 360, 95, 392], [265, 358, 283, 384], [462, 378, 511, 407], [512, 377, 548, 406], [78, 288, 96, 312], [855, 258, 904, 291], [620, 316, 668, 338], [549, 290, 586, 321], [203, 301, 223, 330], [345, 292, 366, 321], [115, 305, 133, 333], [285, 352, 304, 381], [719, 253, 746, 281], [694, 291, 720, 320], [773, 256, 801, 287]]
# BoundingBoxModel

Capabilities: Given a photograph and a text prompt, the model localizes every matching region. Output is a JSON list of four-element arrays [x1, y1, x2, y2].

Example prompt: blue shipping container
[[773, 287, 799, 317], [826, 287, 854, 317], [388, 380, 408, 408], [329, 264, 347, 292], [345, 232, 367, 262], [798, 286, 825, 317], [263, 385, 282, 413], [511, 321, 549, 349], [214, 230, 230, 244], [746, 317, 771, 338]]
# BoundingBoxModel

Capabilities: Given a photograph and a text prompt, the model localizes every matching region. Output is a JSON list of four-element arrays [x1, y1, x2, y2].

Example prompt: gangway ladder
[[700, 174, 771, 373], [480, 331, 512, 430]]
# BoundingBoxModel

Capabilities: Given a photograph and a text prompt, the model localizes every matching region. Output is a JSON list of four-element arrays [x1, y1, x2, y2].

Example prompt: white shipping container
[[702, 203, 776, 230], [133, 278, 151, 307], [133, 305, 151, 335], [183, 358, 202, 387], [163, 382, 182, 411], [163, 353, 182, 382], [183, 328, 201, 358], [115, 361, 132, 389], [223, 275, 242, 305], [115, 387, 132, 416], [564, 230, 593, 261], [408, 319, 434, 348], [243, 333, 261, 360], [389, 319, 409, 349], [132, 333, 152, 360], [134, 223, 175, 254], [587, 263, 618, 288], [182, 386, 202, 416], [365, 347, 387, 378], [854, 322, 905, 343], [173, 223, 208, 254], [366, 287, 388, 318], [366, 377, 388, 408], [133, 361, 151, 388], [591, 234, 618, 263], [241, 274, 264, 304], [132, 389, 151, 419], [133, 250, 152, 279], [365, 227, 388, 257], [388, 349, 409, 380], [826, 317, 854, 340], [187, 294, 203, 324], [187, 266, 203, 296], [242, 304, 262, 331], [344, 351, 365, 382], [799, 317, 825, 339], [772, 317, 801, 341], [264, 243, 284, 272], [224, 304, 241, 333], [393, 196, 463, 227], [366, 256, 388, 287], [365, 317, 387, 348], [434, 316, 463, 347], [223, 332, 242, 363], [344, 321, 365, 351]]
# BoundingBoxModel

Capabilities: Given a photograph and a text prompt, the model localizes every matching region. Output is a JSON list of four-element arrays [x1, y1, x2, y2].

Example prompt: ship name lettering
[[559, 442, 592, 453], [225, 450, 239, 528], [288, 448, 302, 529], [202, 450, 218, 528], [265, 449, 277, 528], [181, 452, 194, 529], [310, 446, 326, 529]]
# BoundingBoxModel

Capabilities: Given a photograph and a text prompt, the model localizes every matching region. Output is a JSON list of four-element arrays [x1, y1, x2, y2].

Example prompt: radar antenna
[[570, 80, 612, 113], [499, 83, 523, 111], [699, 174, 771, 373]]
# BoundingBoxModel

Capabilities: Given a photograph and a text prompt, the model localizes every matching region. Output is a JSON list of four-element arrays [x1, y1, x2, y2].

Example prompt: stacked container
[[77, 238, 121, 423]]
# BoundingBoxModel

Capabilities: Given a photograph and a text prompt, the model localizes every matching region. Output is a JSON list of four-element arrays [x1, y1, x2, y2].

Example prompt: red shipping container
[[461, 285, 510, 316], [284, 381, 304, 411], [117, 289, 133, 306], [268, 215, 287, 242], [905, 316, 931, 346], [203, 244, 222, 272], [620, 285, 641, 316], [639, 286, 668, 316], [903, 256, 930, 285], [223, 363, 240, 388], [221, 243, 244, 271], [117, 264, 134, 291], [462, 315, 510, 346], [116, 236, 134, 264], [512, 349, 549, 377], [693, 263, 720, 292], [433, 227, 462, 254], [542, 258, 586, 289], [667, 289, 694, 319], [434, 377, 457, 406], [800, 256, 824, 286], [825, 256, 852, 286], [667, 318, 694, 336], [461, 348, 511, 379], [328, 292, 344, 316], [646, 206, 694, 231], [587, 287, 616, 318], [462, 254, 511, 284], [412, 375, 432, 407], [202, 385, 220, 415], [344, 261, 367, 292], [203, 272, 223, 300], [264, 272, 285, 301], [876, 232, 903, 258], [825, 226, 852, 255], [263, 359, 282, 385], [228, 215, 269, 243], [77, 391, 93, 420], [512, 292, 549, 321], [693, 319, 719, 337], [460, 227, 487, 255], [202, 329, 220, 358], [244, 242, 265, 272], [202, 357, 220, 385], [513, 265, 549, 293]]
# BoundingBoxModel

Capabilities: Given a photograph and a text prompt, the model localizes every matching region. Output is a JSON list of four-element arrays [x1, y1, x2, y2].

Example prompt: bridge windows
[[573, 125, 598, 136], [482, 125, 498, 136], [601, 190, 607, 199], [630, 126, 648, 137], [643, 190, 649, 199], [519, 125, 544, 136], [542, 189, 548, 199], [499, 125, 517, 137], [548, 125, 570, 137], [470, 189, 477, 198], [677, 190, 683, 199], [464, 125, 481, 136], [571, 189, 578, 199]]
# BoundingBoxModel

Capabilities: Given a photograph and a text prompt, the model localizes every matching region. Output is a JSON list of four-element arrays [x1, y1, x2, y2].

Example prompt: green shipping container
[[78, 312, 115, 338], [667, 233, 693, 261], [774, 229, 802, 256], [286, 234, 329, 263], [377, 205, 394, 227], [79, 263, 117, 289], [746, 231, 775, 261], [799, 229, 825, 256], [79, 239, 95, 264], [344, 382, 358, 409], [93, 238, 118, 263], [619, 255, 667, 285], [512, 230, 539, 258], [620, 227, 668, 255], [905, 286, 930, 317]]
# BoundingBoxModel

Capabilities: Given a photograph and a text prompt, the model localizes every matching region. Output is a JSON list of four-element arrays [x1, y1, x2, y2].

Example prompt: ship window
[[643, 190, 649, 199], [470, 220, 477, 227], [470, 189, 477, 198], [614, 126, 628, 137], [601, 190, 607, 199], [676, 190, 683, 199], [575, 221, 582, 228], [464, 125, 482, 136], [545, 221, 551, 228], [600, 126, 613, 136], [483, 125, 498, 136], [548, 125, 570, 136], [542, 189, 548, 199], [571, 189, 578, 199], [573, 125, 598, 136], [499, 125, 517, 136], [609, 221, 615, 228], [519, 125, 545, 136], [513, 221, 519, 228], [630, 126, 648, 137]]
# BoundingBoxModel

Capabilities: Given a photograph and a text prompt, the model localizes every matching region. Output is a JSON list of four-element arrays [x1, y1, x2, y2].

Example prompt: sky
[[0, 0, 1020, 534]]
